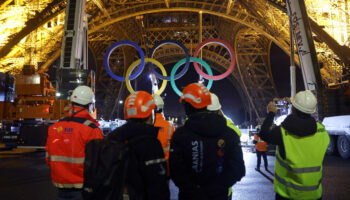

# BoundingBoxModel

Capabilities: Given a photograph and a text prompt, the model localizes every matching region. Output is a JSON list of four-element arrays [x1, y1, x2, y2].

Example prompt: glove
[[267, 101, 277, 113]]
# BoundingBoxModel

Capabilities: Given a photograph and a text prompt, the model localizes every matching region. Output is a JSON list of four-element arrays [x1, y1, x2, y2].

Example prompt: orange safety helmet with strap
[[179, 83, 212, 109], [124, 91, 156, 119]]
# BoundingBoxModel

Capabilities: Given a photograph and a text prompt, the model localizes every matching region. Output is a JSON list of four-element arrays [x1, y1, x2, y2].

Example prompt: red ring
[[193, 38, 236, 80]]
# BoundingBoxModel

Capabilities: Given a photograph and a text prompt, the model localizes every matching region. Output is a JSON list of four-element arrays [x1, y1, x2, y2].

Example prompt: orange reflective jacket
[[254, 134, 267, 152], [154, 113, 174, 166], [46, 107, 103, 189]]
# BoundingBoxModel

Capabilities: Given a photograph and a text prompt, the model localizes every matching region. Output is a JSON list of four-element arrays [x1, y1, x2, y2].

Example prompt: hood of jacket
[[68, 107, 100, 126], [184, 112, 227, 137], [281, 113, 317, 137], [108, 121, 159, 141]]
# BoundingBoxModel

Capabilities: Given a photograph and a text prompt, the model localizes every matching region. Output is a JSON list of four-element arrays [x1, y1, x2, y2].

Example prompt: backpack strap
[[60, 117, 98, 129], [116, 135, 155, 199]]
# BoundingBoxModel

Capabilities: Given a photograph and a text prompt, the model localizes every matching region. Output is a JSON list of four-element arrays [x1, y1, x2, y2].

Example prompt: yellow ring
[[126, 58, 167, 95]]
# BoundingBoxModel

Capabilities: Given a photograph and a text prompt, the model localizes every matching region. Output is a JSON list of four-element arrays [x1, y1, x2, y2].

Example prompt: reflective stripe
[[53, 182, 83, 189], [182, 94, 201, 103], [168, 122, 172, 139], [46, 152, 49, 158], [141, 100, 155, 112], [145, 158, 166, 166], [163, 146, 170, 152], [276, 155, 321, 173], [162, 122, 172, 153], [228, 187, 232, 196], [83, 120, 93, 127], [275, 173, 321, 191], [49, 155, 85, 164]]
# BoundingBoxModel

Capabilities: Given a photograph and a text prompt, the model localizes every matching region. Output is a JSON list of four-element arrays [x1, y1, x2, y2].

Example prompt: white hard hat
[[207, 93, 222, 111], [70, 85, 94, 105], [152, 94, 164, 111], [291, 90, 317, 114]]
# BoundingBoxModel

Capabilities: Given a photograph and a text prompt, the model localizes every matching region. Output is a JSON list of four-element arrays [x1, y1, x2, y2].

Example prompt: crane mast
[[57, 0, 92, 100], [286, 0, 323, 92]]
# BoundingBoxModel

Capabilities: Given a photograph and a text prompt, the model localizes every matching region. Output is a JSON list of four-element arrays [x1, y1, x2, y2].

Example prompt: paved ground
[[0, 148, 349, 200]]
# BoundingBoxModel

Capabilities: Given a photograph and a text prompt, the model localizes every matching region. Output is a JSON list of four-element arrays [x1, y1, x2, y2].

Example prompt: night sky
[[270, 43, 305, 97]]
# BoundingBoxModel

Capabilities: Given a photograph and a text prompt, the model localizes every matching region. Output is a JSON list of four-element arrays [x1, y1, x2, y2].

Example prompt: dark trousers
[[256, 150, 268, 170], [276, 193, 322, 200], [57, 188, 83, 200]]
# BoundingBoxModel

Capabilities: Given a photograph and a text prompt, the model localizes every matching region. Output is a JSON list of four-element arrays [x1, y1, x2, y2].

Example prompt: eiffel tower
[[0, 0, 349, 122]]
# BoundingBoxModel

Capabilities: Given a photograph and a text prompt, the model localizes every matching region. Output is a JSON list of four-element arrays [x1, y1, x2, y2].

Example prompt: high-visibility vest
[[274, 122, 330, 199], [154, 113, 174, 165], [225, 116, 242, 137], [254, 134, 267, 152]]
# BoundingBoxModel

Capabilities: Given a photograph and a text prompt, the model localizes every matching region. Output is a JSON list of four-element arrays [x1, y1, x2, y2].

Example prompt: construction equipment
[[0, 0, 93, 147], [0, 65, 70, 147]]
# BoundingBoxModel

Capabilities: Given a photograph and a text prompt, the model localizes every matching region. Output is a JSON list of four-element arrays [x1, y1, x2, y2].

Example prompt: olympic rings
[[125, 58, 167, 95], [149, 40, 190, 81], [104, 40, 145, 82], [193, 38, 236, 80], [170, 57, 214, 96]]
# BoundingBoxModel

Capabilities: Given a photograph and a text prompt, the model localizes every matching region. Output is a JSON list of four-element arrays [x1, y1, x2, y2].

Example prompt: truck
[[323, 115, 350, 159], [0, 66, 69, 147]]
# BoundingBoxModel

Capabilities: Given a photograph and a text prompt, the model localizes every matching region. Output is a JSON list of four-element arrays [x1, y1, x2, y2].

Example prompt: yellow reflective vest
[[225, 116, 242, 137], [274, 122, 330, 199]]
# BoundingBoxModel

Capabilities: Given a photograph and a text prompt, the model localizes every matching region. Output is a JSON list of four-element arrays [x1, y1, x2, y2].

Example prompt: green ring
[[170, 57, 214, 96]]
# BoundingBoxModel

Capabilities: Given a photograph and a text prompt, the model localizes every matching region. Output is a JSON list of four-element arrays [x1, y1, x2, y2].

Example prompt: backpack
[[83, 136, 149, 200]]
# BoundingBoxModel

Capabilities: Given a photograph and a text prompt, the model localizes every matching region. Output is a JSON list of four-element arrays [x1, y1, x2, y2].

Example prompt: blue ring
[[104, 40, 145, 82], [148, 40, 190, 81]]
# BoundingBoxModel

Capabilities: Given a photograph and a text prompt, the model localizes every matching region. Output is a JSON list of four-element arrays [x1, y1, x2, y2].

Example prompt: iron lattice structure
[[0, 0, 349, 121]]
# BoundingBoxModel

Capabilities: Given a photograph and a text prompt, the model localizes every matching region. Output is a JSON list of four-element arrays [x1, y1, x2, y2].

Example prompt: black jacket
[[170, 112, 245, 200], [259, 112, 317, 159], [108, 121, 170, 200]]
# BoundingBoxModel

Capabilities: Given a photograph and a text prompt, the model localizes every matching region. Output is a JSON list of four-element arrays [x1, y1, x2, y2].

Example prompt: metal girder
[[266, 0, 350, 81], [87, 0, 291, 55], [0, 0, 66, 59], [235, 28, 278, 121], [92, 0, 111, 20], [93, 11, 277, 121], [164, 0, 170, 8]]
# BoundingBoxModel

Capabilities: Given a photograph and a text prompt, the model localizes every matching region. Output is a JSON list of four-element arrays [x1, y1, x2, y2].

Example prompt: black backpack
[[83, 136, 148, 200]]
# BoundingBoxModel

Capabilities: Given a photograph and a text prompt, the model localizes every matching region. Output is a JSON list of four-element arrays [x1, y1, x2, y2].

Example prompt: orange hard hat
[[180, 83, 211, 109], [124, 91, 156, 119]]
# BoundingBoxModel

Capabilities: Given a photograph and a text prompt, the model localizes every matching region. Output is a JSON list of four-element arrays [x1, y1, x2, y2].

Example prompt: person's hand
[[267, 101, 277, 113]]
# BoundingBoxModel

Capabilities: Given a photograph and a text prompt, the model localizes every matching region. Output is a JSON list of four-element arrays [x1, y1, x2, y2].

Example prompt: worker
[[46, 85, 103, 200], [170, 83, 245, 200], [207, 93, 242, 137], [152, 94, 175, 173], [107, 91, 170, 200], [253, 127, 268, 171], [259, 90, 330, 200]]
